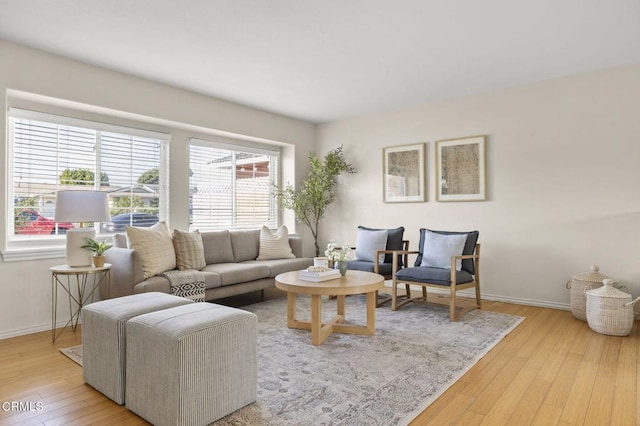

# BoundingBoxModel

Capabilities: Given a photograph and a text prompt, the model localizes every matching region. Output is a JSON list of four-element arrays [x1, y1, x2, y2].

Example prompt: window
[[189, 139, 279, 231], [7, 108, 169, 250]]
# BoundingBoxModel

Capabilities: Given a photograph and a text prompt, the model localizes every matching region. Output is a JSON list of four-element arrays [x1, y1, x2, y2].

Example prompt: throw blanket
[[161, 270, 206, 302]]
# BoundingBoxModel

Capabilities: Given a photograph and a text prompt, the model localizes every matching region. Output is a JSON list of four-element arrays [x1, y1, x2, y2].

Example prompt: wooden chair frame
[[372, 240, 410, 307], [390, 243, 481, 320]]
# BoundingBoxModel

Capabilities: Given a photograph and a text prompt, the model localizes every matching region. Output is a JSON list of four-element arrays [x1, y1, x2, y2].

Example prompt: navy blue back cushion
[[357, 226, 405, 267], [415, 229, 479, 274]]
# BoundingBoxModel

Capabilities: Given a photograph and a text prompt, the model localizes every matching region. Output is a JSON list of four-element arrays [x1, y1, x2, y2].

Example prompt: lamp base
[[66, 228, 95, 267]]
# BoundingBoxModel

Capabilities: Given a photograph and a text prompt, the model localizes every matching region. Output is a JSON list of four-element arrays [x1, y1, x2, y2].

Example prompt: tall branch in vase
[[275, 146, 355, 256]]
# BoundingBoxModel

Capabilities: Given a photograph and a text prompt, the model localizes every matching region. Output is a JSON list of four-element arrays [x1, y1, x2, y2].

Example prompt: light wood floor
[[0, 290, 637, 426]]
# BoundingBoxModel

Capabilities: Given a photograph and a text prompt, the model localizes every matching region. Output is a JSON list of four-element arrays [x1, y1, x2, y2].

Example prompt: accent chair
[[391, 229, 480, 320], [346, 226, 410, 307]]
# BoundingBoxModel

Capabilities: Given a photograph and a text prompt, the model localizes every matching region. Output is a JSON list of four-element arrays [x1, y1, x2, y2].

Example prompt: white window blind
[[7, 109, 169, 248], [189, 139, 279, 231]]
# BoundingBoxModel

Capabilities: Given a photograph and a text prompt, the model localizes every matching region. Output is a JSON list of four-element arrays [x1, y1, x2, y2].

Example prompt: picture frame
[[382, 143, 426, 203], [436, 135, 487, 202]]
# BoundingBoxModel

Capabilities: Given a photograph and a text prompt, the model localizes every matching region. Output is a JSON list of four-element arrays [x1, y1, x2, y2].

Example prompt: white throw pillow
[[420, 230, 467, 270], [126, 221, 177, 278], [257, 225, 295, 260], [355, 229, 388, 263]]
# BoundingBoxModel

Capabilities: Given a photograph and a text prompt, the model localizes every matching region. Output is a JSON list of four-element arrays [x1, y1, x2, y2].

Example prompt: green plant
[[275, 145, 355, 256], [81, 238, 113, 256]]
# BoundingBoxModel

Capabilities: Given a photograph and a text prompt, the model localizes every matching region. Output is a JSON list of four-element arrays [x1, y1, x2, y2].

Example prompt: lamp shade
[[54, 190, 111, 223], [54, 190, 111, 267]]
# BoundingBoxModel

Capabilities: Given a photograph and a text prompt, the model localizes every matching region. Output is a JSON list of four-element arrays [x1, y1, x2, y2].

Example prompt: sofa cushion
[[242, 258, 314, 278], [419, 230, 466, 271], [415, 229, 479, 274], [173, 229, 206, 271], [201, 230, 235, 264], [358, 226, 405, 266], [257, 226, 296, 260], [230, 229, 260, 262], [202, 263, 270, 286], [395, 266, 474, 286], [355, 228, 388, 263], [126, 221, 176, 279]]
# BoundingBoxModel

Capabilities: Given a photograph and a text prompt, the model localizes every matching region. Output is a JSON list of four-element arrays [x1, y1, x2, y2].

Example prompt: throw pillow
[[172, 229, 206, 271], [420, 230, 467, 270], [256, 225, 296, 260], [415, 229, 479, 274], [357, 226, 405, 266], [125, 221, 176, 278], [355, 228, 388, 263]]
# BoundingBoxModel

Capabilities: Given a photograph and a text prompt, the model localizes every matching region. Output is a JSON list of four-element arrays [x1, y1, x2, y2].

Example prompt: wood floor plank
[[478, 366, 538, 425], [542, 352, 583, 408], [610, 382, 636, 426], [505, 378, 552, 426], [531, 403, 563, 426], [558, 361, 599, 425], [583, 375, 615, 426], [465, 354, 529, 415]]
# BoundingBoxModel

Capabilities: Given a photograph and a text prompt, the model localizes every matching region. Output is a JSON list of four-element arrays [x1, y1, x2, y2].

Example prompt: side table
[[51, 263, 111, 343]]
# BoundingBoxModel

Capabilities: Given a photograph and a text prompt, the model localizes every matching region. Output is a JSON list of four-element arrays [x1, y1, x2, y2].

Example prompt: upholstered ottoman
[[81, 292, 193, 404], [125, 303, 258, 426]]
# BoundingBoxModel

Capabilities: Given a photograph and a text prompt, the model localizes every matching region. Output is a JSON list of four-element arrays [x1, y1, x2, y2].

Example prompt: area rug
[[216, 295, 523, 425], [59, 295, 523, 425], [59, 344, 82, 366]]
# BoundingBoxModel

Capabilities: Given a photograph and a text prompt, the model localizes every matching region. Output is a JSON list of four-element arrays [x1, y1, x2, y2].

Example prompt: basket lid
[[586, 278, 629, 300], [572, 264, 608, 282]]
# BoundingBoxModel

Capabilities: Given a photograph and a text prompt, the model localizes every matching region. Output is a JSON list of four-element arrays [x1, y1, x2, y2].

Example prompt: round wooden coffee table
[[275, 270, 384, 345]]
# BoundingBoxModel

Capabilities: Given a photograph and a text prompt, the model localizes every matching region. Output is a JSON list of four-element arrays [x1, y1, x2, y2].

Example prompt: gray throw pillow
[[355, 229, 388, 263]]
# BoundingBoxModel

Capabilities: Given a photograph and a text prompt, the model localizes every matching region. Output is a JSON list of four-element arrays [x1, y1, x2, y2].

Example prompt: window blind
[[189, 139, 279, 231], [7, 109, 169, 245]]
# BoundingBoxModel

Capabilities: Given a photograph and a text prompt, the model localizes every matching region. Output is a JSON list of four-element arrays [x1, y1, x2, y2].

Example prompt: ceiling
[[1, 1, 639, 124]]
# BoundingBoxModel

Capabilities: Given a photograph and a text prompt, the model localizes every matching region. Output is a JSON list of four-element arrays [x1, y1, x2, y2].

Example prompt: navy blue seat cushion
[[358, 226, 405, 267], [395, 266, 474, 286], [346, 259, 393, 276], [414, 229, 479, 274]]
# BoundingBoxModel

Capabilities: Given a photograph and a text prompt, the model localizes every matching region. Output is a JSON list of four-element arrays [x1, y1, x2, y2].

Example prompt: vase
[[337, 261, 347, 276], [93, 255, 106, 268]]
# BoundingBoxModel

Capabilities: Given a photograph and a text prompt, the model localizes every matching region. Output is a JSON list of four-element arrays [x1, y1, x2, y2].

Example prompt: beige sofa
[[105, 229, 313, 300]]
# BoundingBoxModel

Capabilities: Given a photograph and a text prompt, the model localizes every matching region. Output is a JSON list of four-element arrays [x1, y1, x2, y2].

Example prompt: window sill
[[1, 246, 66, 262]]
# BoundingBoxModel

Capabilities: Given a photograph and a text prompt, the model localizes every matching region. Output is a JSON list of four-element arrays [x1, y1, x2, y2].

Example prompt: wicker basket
[[566, 265, 607, 321], [586, 279, 639, 336]]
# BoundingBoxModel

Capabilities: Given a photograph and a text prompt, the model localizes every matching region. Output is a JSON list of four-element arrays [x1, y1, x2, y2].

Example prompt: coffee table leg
[[337, 295, 345, 318], [287, 291, 297, 327], [311, 294, 322, 345], [366, 291, 376, 334]]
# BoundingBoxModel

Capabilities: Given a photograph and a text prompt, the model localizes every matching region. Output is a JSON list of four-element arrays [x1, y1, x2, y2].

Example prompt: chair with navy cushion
[[391, 229, 480, 320], [347, 226, 410, 307]]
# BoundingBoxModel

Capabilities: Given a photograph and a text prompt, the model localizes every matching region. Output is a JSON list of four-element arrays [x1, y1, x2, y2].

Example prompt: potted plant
[[81, 238, 113, 267], [275, 146, 355, 256]]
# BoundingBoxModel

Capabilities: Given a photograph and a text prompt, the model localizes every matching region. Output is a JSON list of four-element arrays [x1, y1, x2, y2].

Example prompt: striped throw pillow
[[257, 225, 296, 260], [125, 221, 176, 278], [173, 229, 206, 271]]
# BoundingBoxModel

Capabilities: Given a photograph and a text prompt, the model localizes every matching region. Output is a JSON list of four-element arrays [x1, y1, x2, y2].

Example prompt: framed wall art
[[382, 143, 426, 203], [436, 135, 487, 202]]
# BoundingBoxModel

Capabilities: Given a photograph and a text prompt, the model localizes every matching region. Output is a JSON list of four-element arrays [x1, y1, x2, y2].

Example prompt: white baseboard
[[381, 281, 571, 311], [0, 318, 78, 341]]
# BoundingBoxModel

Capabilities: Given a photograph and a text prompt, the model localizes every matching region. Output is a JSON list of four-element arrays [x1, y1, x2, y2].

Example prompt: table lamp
[[54, 190, 111, 267]]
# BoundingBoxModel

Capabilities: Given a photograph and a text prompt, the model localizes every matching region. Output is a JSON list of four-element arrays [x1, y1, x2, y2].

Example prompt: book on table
[[298, 268, 341, 282]]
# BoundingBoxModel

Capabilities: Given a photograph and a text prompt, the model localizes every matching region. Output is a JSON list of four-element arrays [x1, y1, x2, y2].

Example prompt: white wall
[[0, 40, 315, 339], [316, 64, 640, 313]]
